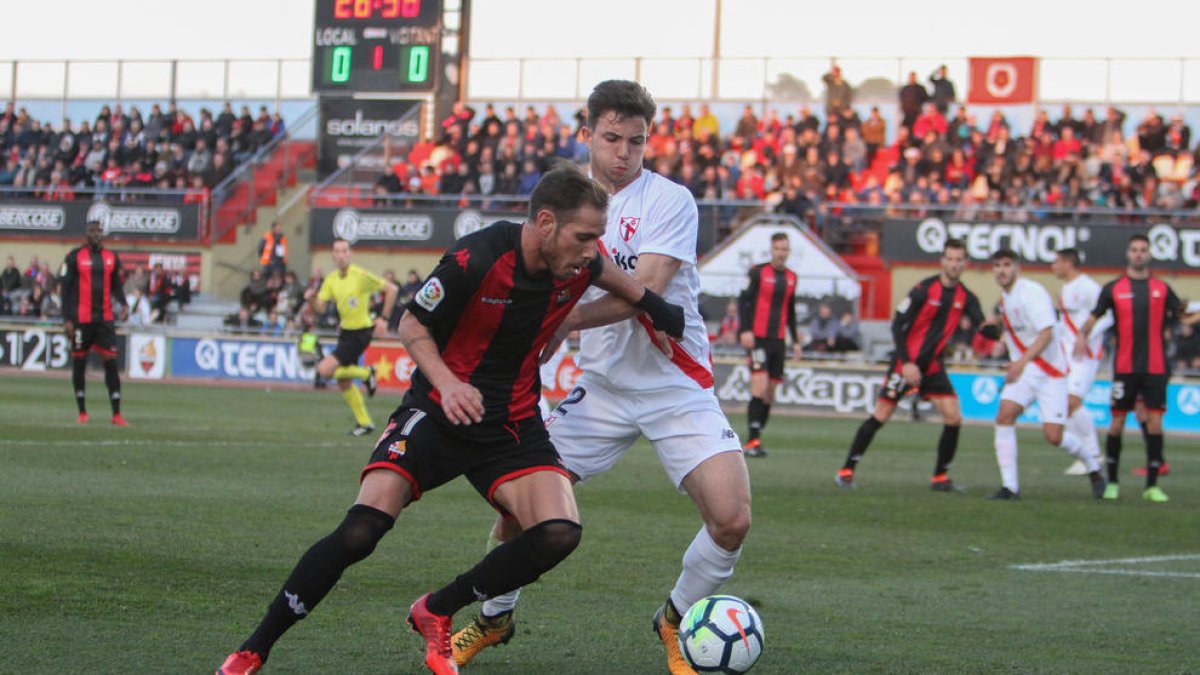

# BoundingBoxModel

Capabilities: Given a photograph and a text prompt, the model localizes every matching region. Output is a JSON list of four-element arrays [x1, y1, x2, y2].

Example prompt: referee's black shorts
[[333, 328, 374, 367]]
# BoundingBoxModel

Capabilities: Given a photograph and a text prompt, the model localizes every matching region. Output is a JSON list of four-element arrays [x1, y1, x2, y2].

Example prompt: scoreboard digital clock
[[312, 0, 442, 94]]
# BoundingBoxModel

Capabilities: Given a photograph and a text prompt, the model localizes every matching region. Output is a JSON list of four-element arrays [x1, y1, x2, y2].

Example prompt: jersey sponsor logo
[[611, 251, 639, 272], [480, 296, 511, 305], [619, 216, 641, 242], [415, 277, 445, 311]]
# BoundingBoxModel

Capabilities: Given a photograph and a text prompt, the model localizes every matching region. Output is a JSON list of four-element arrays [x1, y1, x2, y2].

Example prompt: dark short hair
[[943, 238, 966, 254], [1129, 233, 1150, 245], [587, 80, 656, 128], [528, 165, 609, 225], [332, 237, 351, 247], [1056, 247, 1082, 266], [992, 248, 1018, 261], [771, 232, 790, 243]]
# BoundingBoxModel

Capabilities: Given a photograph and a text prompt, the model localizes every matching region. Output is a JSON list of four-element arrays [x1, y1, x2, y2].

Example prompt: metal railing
[[210, 104, 319, 241]]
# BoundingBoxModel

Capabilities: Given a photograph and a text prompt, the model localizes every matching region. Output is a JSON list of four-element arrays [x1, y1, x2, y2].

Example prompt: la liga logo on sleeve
[[415, 277, 445, 311]]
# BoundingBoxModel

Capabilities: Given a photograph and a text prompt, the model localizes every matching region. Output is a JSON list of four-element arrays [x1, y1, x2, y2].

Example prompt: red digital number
[[400, 0, 420, 18], [334, 0, 352, 18], [353, 0, 371, 18], [381, 0, 400, 18], [373, 45, 384, 70]]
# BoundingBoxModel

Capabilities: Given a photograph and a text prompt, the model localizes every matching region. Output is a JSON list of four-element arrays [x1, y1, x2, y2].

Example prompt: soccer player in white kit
[[450, 81, 749, 675], [988, 249, 1106, 500], [1050, 248, 1112, 476]]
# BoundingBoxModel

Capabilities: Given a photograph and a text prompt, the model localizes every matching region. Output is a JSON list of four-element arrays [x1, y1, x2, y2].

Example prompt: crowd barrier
[[5, 322, 1200, 433]]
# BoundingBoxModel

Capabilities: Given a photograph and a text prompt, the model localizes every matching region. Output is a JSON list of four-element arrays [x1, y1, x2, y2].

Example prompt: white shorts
[[1066, 357, 1100, 400], [546, 372, 742, 489], [1000, 365, 1069, 425]]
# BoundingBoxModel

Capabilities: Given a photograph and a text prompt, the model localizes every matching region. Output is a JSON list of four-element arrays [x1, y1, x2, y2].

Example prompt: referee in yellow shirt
[[305, 238, 399, 435]]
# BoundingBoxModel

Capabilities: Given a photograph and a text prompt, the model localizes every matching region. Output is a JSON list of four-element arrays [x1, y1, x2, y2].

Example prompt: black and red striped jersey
[[1092, 275, 1184, 375], [737, 263, 798, 341], [404, 221, 604, 427], [60, 245, 123, 324], [892, 275, 985, 373]]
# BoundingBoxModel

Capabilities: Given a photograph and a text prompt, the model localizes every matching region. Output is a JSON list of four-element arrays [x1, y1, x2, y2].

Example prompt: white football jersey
[[576, 170, 713, 391], [1057, 273, 1112, 359], [1000, 277, 1068, 374]]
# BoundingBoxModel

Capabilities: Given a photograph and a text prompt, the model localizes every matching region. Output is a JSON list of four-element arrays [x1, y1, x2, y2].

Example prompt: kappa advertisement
[[882, 218, 1200, 270], [0, 200, 202, 241]]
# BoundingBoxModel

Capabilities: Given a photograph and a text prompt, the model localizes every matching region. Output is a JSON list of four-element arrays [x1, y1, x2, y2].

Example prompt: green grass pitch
[[2, 375, 1198, 673]]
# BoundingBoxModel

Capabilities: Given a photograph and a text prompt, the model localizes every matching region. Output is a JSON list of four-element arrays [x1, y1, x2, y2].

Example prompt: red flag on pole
[[968, 57, 1038, 104]]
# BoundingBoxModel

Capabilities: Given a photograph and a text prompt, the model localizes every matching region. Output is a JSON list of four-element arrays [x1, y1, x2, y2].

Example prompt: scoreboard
[[312, 0, 442, 94]]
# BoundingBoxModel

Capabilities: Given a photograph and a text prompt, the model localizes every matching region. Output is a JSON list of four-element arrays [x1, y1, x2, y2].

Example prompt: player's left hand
[[1005, 360, 1026, 384], [651, 329, 672, 357]]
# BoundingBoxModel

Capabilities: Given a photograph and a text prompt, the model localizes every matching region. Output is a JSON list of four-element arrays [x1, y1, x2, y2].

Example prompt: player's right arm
[[59, 250, 77, 334], [891, 282, 927, 385], [398, 312, 483, 425], [737, 265, 761, 350]]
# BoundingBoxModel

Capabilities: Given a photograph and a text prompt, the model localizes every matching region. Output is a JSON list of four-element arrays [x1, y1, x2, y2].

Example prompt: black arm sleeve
[[1091, 282, 1114, 318], [787, 286, 798, 344], [60, 251, 77, 322], [109, 252, 126, 309], [891, 283, 927, 363]]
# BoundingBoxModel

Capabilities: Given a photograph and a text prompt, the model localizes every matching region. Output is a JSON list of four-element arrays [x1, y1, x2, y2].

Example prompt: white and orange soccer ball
[[678, 595, 764, 673]]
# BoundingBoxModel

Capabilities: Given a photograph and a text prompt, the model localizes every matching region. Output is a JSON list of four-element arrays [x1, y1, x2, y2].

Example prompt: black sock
[[844, 417, 883, 470], [762, 403, 772, 431], [1140, 423, 1150, 446], [242, 504, 395, 661], [934, 425, 960, 475], [72, 357, 87, 413], [103, 359, 121, 415], [426, 519, 581, 617], [1106, 434, 1122, 484], [747, 397, 765, 440], [1145, 433, 1164, 488]]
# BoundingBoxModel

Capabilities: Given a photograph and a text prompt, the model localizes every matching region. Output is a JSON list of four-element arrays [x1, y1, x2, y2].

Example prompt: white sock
[[994, 425, 1019, 493], [669, 527, 742, 615], [1068, 407, 1103, 471], [1059, 430, 1100, 473], [480, 534, 521, 617]]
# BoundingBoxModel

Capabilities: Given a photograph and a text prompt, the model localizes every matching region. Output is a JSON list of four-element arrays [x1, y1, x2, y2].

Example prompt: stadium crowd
[[0, 101, 286, 200], [371, 71, 1199, 228]]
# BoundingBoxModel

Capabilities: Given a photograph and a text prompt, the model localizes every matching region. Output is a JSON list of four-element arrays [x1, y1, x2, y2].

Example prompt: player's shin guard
[[72, 357, 87, 413], [241, 504, 395, 660], [762, 403, 772, 429], [479, 533, 521, 617], [994, 425, 1019, 493], [844, 416, 883, 470], [1144, 433, 1164, 488], [1060, 431, 1099, 473], [934, 425, 959, 475], [102, 359, 121, 415], [1106, 434, 1123, 483], [746, 397, 765, 440], [427, 519, 581, 618], [669, 527, 742, 615], [1068, 406, 1102, 468]]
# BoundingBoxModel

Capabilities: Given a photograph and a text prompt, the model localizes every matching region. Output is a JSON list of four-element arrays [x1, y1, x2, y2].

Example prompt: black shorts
[[1111, 373, 1168, 412], [71, 321, 118, 359], [363, 405, 569, 517], [748, 337, 787, 380], [878, 358, 956, 403], [333, 328, 373, 366]]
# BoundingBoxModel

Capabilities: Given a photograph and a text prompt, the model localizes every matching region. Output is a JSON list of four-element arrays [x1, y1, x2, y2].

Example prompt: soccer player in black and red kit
[[216, 167, 686, 675], [60, 220, 128, 426], [1074, 234, 1200, 502], [836, 238, 1000, 490], [737, 231, 801, 457]]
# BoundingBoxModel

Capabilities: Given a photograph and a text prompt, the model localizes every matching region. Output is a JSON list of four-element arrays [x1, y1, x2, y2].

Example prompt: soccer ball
[[678, 595, 764, 673]]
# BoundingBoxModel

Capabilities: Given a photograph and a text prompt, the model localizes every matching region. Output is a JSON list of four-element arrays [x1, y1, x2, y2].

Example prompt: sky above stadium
[[1, 0, 1198, 61]]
